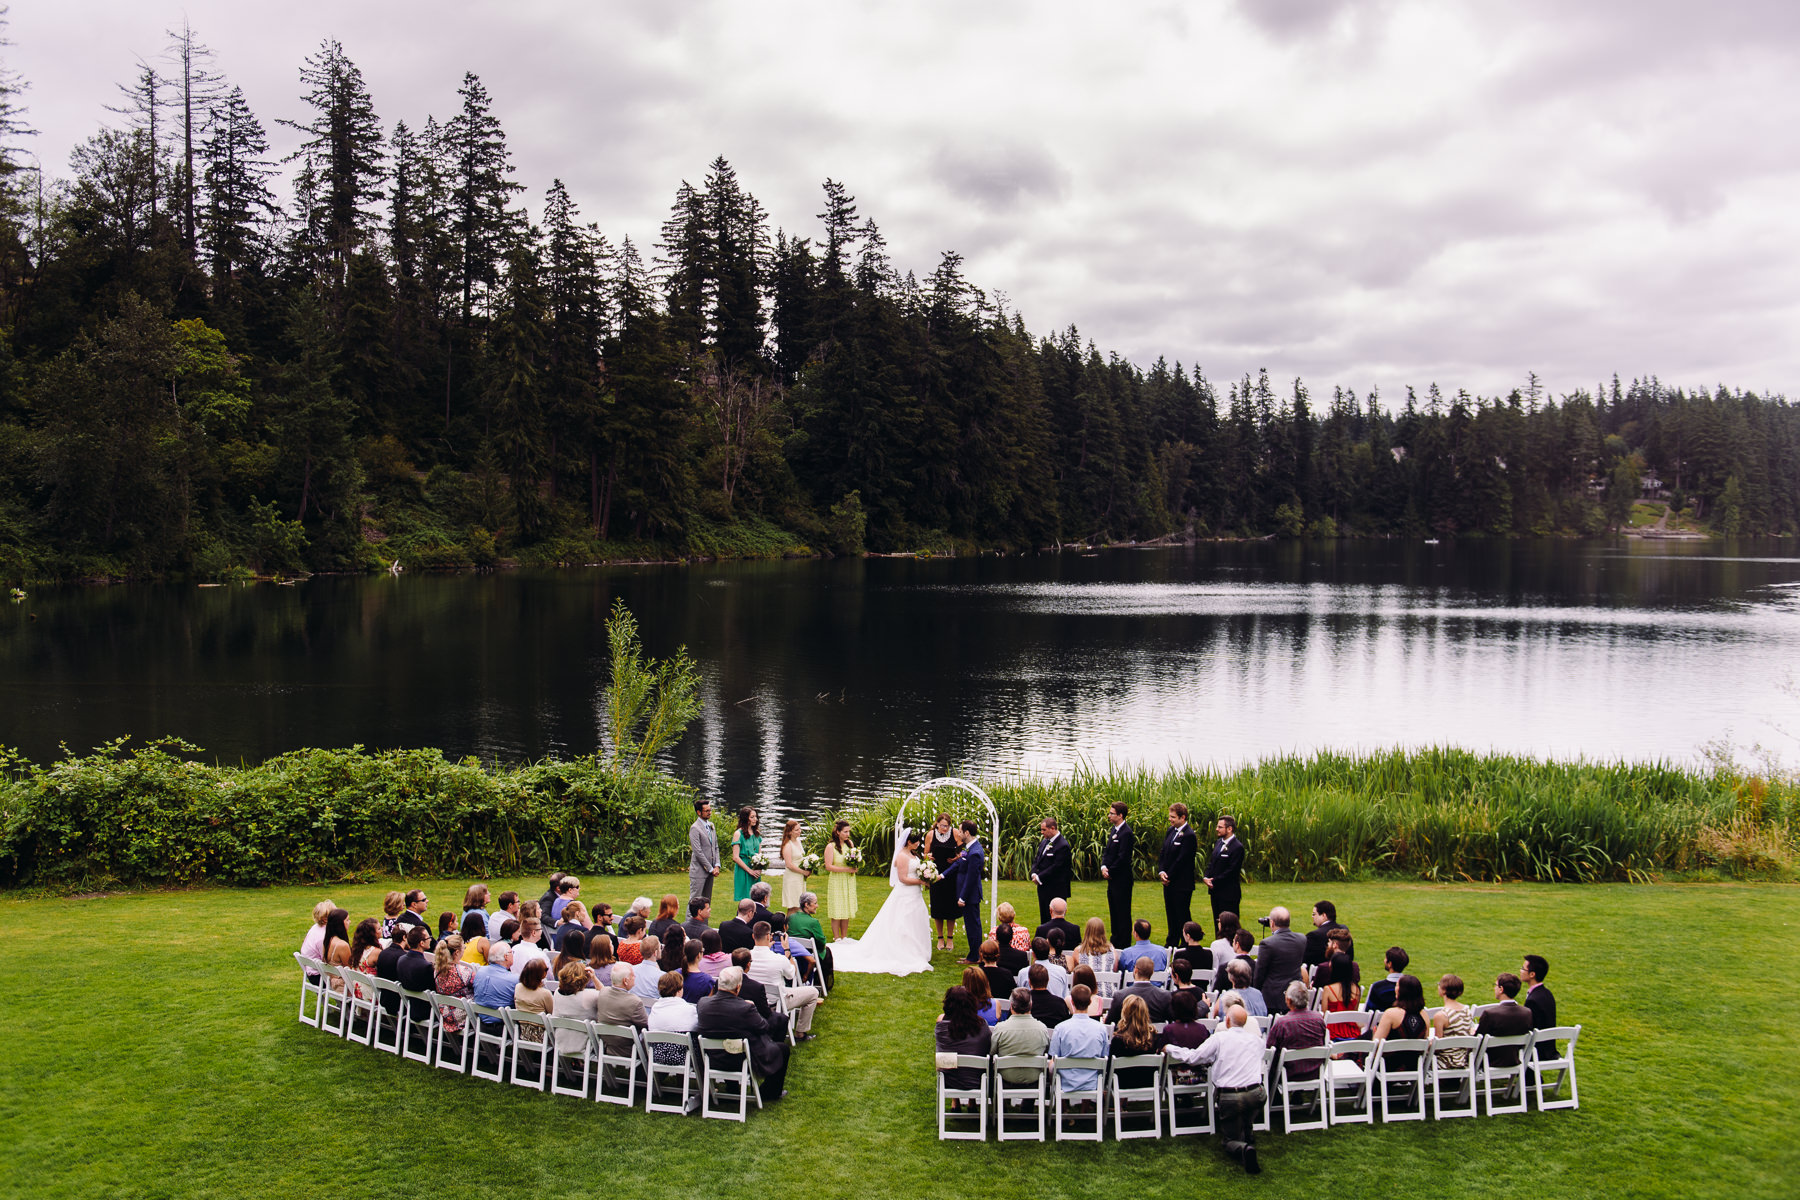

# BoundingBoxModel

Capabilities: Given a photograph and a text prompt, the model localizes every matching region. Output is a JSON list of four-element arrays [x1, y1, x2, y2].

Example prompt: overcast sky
[[10, 1, 1800, 403]]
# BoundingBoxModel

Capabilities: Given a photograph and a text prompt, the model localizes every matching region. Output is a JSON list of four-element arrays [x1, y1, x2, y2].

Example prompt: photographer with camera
[[1251, 906, 1307, 1013]]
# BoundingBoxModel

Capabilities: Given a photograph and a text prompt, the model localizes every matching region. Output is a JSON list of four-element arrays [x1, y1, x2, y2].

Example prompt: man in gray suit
[[1252, 906, 1307, 1013], [690, 799, 722, 904]]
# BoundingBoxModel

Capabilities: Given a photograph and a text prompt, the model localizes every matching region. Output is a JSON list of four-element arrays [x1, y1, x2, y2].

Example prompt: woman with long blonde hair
[[1073, 916, 1118, 976], [780, 819, 808, 913]]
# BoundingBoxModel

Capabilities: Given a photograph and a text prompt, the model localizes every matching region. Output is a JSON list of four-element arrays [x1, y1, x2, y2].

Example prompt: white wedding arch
[[895, 776, 1001, 933]]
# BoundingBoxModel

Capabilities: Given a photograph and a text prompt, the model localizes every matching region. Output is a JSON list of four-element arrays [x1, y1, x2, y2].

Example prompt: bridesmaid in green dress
[[824, 819, 859, 940], [731, 807, 763, 903]]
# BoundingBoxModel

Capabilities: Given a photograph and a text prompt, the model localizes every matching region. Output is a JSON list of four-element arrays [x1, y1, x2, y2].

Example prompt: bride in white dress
[[830, 828, 934, 976]]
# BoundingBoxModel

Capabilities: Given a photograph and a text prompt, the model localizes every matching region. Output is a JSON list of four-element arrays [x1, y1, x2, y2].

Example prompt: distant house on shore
[[1640, 472, 1667, 499]]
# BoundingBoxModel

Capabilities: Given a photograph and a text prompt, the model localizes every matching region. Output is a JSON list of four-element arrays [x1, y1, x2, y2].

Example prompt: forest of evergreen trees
[[0, 27, 1794, 582]]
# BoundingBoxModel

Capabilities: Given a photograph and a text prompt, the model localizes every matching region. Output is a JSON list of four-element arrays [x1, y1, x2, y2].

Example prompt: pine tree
[[198, 87, 276, 299], [161, 20, 225, 261], [281, 39, 383, 293], [445, 72, 522, 325]]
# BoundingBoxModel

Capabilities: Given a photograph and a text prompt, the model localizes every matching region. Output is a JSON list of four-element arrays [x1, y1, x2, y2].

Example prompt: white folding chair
[[1477, 1034, 1531, 1115], [366, 978, 405, 1054], [339, 971, 379, 1046], [467, 1001, 512, 1083], [544, 1015, 597, 1099], [1147, 970, 1171, 990], [1326, 1009, 1376, 1040], [1253, 1014, 1275, 1035], [1323, 1039, 1376, 1125], [592, 1023, 645, 1107], [503, 1010, 551, 1090], [697, 1036, 764, 1121], [294, 953, 326, 1028], [1051, 1058, 1107, 1141], [1529, 1025, 1581, 1111], [1428, 1036, 1483, 1118], [1252, 1047, 1276, 1133], [1272, 1046, 1330, 1133], [313, 964, 350, 1037], [1165, 1050, 1213, 1136], [994, 1056, 1050, 1142], [644, 1032, 701, 1115], [1095, 971, 1124, 1001], [433, 996, 475, 1074], [1106, 1054, 1165, 1139], [398, 988, 439, 1065], [1372, 1039, 1430, 1122], [937, 1055, 992, 1140]]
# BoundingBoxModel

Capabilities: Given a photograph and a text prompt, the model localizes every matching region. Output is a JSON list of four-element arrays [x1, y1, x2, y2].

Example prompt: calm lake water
[[4, 540, 1799, 820]]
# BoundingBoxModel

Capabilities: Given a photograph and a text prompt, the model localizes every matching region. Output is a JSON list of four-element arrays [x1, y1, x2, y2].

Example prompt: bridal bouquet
[[843, 846, 864, 867], [749, 851, 771, 870], [916, 859, 942, 884], [798, 852, 821, 872]]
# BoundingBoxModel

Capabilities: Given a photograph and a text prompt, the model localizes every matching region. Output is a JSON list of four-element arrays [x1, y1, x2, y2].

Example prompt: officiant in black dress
[[928, 813, 961, 951]]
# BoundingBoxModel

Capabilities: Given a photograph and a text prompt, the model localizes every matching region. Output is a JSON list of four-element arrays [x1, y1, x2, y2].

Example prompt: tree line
[[0, 25, 1794, 581]]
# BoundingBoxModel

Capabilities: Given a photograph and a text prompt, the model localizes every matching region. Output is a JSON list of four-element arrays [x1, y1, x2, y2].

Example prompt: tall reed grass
[[813, 749, 1798, 884]]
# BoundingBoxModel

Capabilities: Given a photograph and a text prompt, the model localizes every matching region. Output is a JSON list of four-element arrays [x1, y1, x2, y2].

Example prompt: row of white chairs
[[294, 955, 777, 1121], [935, 1027, 1581, 1141]]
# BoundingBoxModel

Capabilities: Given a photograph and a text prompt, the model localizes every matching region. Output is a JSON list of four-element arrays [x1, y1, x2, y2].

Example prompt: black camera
[[1256, 916, 1271, 927]]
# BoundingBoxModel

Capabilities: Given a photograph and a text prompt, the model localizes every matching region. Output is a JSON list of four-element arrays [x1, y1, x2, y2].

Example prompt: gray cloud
[[929, 141, 1068, 214]]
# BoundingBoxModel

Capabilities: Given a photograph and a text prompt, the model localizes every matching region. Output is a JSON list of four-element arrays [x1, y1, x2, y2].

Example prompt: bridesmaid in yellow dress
[[824, 819, 859, 940]]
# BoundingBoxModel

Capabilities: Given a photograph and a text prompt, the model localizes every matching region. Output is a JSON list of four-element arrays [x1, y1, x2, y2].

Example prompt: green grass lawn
[[4, 876, 1795, 1200]]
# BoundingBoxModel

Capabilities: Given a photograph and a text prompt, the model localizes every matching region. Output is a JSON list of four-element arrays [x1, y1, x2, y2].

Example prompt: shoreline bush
[[2, 743, 1792, 891]]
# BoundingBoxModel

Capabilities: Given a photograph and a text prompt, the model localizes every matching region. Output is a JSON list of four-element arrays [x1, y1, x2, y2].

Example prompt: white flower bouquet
[[798, 852, 821, 872], [749, 851, 771, 870], [917, 859, 942, 884], [843, 846, 864, 867]]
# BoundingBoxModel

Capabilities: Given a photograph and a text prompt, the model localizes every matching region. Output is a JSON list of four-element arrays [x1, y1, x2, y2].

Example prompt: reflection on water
[[2, 539, 1797, 821]]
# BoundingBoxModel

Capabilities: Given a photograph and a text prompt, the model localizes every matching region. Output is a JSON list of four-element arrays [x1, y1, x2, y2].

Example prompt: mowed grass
[[3, 877, 1795, 1200]]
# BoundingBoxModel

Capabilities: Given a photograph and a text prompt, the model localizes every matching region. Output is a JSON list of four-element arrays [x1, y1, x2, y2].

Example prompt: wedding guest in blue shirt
[[1048, 984, 1111, 1094], [1117, 919, 1170, 974], [471, 940, 517, 1026]]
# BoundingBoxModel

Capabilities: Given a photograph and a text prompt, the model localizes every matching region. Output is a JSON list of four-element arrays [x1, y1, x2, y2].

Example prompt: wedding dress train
[[830, 847, 934, 976]]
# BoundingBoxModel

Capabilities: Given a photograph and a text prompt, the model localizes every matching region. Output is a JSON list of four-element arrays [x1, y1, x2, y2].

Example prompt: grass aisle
[[3, 876, 1795, 1200]]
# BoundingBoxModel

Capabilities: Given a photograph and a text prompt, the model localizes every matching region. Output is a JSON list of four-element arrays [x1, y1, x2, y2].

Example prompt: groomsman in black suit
[[1203, 815, 1245, 933], [1100, 802, 1136, 949], [1029, 816, 1073, 926], [1157, 803, 1199, 948]]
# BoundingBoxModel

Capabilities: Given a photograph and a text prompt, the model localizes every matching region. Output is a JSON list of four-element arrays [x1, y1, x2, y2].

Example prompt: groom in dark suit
[[943, 820, 986, 963], [1029, 817, 1073, 926]]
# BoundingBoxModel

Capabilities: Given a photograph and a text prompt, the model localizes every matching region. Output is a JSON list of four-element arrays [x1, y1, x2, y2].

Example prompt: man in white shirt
[[1014, 937, 1070, 999], [1166, 1004, 1266, 1174], [747, 922, 821, 1038], [487, 891, 520, 942]]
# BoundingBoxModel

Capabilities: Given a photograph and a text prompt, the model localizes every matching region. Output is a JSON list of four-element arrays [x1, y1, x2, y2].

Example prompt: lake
[[4, 539, 1798, 820]]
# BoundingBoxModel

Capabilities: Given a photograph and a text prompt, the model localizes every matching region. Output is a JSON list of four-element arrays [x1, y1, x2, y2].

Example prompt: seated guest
[[395, 926, 436, 1020], [1304, 900, 1351, 968], [1365, 946, 1409, 1013], [682, 897, 713, 942], [461, 934, 490, 970], [979, 941, 1015, 1002], [1267, 980, 1327, 1080], [1015, 938, 1070, 998], [1170, 959, 1197, 992], [1034, 897, 1082, 955], [1107, 956, 1174, 1023], [963, 965, 1002, 1026], [657, 928, 686, 975], [1474, 973, 1534, 1066], [1109, 994, 1162, 1087], [551, 960, 600, 1053], [765, 913, 815, 979], [553, 903, 591, 953], [1069, 966, 1106, 1017], [549, 876, 581, 924], [586, 933, 616, 987], [1047, 984, 1110, 1095], [935, 986, 994, 1090], [1209, 911, 1244, 989], [1118, 919, 1170, 975], [681, 941, 716, 1002], [719, 901, 757, 954], [592, 963, 649, 1054], [992, 902, 1032, 959], [747, 882, 777, 930], [1431, 974, 1475, 1070], [788, 893, 834, 990], [647, 894, 682, 942], [512, 957, 555, 1043], [1373, 974, 1430, 1073], [535, 873, 566, 915], [510, 919, 550, 979], [647, 970, 699, 1064], [1318, 942, 1363, 1040], [1522, 954, 1556, 1056], [1162, 988, 1211, 1059], [730, 949, 781, 1028], [1173, 921, 1212, 977], [1028, 963, 1071, 1029], [1072, 917, 1119, 976], [514, 903, 553, 950], [1224, 927, 1257, 986], [749, 922, 821, 1039], [471, 939, 517, 1025], [432, 934, 475, 1034], [627, 895, 655, 927], [1045, 928, 1072, 970], [436, 912, 457, 943], [461, 884, 490, 929], [696, 930, 731, 978], [991, 988, 1052, 1083], [1214, 961, 1267, 1018], [348, 918, 382, 979], [320, 908, 351, 988], [593, 903, 618, 939], [379, 891, 405, 941], [553, 931, 590, 982], [616, 914, 649, 964], [300, 899, 334, 969], [487, 892, 520, 942], [374, 924, 408, 1005], [458, 910, 488, 947], [630, 937, 664, 1003], [393, 889, 433, 944], [696, 967, 789, 1101]]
